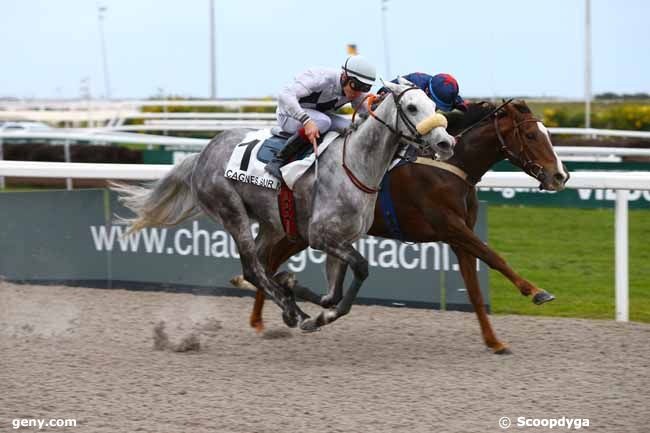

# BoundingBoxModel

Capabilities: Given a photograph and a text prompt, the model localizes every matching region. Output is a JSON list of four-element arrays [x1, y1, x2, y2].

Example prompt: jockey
[[264, 55, 377, 179], [381, 72, 467, 112]]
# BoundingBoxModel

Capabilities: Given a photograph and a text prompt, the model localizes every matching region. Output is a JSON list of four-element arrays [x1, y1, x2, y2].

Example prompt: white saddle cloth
[[224, 129, 339, 191]]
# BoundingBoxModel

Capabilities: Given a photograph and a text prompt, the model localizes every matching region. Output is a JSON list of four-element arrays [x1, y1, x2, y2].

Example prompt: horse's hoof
[[230, 275, 256, 291], [492, 345, 512, 355], [252, 321, 265, 333], [299, 318, 321, 333], [533, 291, 555, 305], [320, 296, 337, 308], [299, 312, 325, 332], [282, 311, 298, 328]]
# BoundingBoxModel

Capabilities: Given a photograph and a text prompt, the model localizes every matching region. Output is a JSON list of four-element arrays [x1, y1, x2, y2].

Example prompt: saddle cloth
[[224, 129, 339, 191]]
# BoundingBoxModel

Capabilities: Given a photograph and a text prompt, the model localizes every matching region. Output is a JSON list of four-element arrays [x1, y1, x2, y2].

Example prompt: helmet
[[342, 55, 376, 92], [428, 73, 466, 112]]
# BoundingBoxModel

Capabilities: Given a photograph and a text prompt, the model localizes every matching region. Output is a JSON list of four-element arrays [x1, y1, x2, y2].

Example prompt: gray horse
[[112, 80, 455, 330]]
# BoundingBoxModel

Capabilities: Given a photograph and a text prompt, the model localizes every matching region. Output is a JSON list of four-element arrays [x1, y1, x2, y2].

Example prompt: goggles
[[348, 77, 372, 93]]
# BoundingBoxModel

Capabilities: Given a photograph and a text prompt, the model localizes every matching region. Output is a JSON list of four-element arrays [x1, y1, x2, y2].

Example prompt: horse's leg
[[250, 238, 309, 332], [251, 228, 293, 332], [451, 245, 511, 354], [276, 253, 349, 310], [300, 241, 368, 331], [196, 189, 303, 327], [320, 254, 347, 308], [250, 289, 266, 332], [446, 218, 554, 304]]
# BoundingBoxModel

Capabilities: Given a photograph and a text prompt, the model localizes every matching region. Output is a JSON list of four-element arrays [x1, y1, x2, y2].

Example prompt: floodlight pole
[[98, 6, 111, 100], [209, 0, 217, 99], [584, 0, 591, 129], [381, 0, 391, 78]]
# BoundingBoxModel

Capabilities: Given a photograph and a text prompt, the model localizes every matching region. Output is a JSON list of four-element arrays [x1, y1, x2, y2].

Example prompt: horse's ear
[[397, 76, 416, 87], [382, 79, 401, 93]]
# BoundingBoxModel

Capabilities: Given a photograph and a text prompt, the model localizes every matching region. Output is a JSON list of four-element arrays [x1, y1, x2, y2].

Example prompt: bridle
[[454, 99, 548, 186], [365, 86, 431, 146], [493, 106, 547, 185], [342, 86, 436, 193]]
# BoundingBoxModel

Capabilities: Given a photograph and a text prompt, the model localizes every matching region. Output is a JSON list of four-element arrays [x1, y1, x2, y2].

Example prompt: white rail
[[108, 120, 277, 132], [128, 112, 278, 120], [549, 127, 650, 139], [2, 130, 650, 158], [0, 160, 648, 322], [553, 146, 650, 157], [0, 98, 277, 110], [0, 130, 207, 146]]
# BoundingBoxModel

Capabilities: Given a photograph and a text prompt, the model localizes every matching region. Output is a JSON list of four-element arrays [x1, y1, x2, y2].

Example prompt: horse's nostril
[[437, 141, 450, 151], [554, 173, 565, 182]]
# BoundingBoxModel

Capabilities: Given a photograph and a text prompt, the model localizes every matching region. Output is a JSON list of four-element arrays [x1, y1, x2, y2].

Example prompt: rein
[[454, 98, 513, 141], [342, 129, 380, 193]]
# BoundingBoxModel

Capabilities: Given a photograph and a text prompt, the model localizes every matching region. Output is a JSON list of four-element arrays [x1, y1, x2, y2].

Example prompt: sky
[[1, 0, 649, 100]]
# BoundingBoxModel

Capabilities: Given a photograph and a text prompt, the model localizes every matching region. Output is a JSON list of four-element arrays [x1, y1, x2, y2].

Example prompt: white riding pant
[[277, 109, 350, 135]]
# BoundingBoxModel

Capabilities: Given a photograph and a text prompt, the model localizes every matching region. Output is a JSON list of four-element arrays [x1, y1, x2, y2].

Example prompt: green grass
[[1, 185, 61, 192], [488, 206, 650, 323]]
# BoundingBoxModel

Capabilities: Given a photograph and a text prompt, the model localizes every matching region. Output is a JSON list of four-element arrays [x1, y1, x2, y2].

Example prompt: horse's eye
[[526, 132, 536, 140], [407, 104, 417, 113]]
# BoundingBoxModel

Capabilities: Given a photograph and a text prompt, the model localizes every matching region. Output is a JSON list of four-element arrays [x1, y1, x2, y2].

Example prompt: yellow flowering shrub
[[542, 104, 650, 130]]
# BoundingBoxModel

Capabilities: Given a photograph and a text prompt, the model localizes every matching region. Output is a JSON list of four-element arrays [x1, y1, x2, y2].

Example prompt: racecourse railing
[[2, 130, 650, 156], [2, 97, 650, 139], [0, 159, 648, 323], [2, 129, 649, 189]]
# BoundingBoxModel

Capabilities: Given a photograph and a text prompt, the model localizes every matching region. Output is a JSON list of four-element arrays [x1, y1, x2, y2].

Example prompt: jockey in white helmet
[[265, 55, 377, 179]]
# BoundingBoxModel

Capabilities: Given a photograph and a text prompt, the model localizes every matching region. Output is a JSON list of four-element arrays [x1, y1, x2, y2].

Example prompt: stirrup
[[264, 160, 283, 180]]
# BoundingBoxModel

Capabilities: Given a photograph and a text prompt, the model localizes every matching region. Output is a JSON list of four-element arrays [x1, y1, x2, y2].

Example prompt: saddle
[[256, 127, 323, 164]]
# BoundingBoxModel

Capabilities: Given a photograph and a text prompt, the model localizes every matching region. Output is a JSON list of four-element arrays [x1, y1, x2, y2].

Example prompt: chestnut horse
[[236, 99, 569, 353]]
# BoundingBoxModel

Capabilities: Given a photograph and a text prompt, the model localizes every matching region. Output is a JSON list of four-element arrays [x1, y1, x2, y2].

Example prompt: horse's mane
[[443, 101, 497, 136]]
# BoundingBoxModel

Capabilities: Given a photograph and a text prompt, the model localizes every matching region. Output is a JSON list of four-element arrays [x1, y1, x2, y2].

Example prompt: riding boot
[[264, 130, 311, 179]]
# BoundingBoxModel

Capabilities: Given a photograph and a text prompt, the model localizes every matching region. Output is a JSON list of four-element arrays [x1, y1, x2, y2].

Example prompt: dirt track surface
[[1, 282, 649, 433]]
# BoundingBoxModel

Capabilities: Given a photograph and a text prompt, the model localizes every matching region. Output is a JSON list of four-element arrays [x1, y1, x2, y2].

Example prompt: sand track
[[1, 282, 648, 432]]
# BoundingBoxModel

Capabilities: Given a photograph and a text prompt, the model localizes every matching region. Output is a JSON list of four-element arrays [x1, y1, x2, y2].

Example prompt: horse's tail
[[111, 154, 201, 236]]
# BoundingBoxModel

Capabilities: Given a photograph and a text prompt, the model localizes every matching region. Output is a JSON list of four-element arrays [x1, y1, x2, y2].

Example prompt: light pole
[[380, 0, 391, 78], [584, 0, 591, 129], [98, 5, 111, 99], [209, 0, 217, 99]]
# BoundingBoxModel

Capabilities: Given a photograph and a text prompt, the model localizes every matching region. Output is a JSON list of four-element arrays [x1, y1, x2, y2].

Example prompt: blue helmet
[[428, 73, 466, 112]]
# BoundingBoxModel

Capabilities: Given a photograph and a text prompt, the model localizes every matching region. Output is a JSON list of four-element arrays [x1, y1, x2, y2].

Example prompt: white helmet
[[342, 55, 376, 87]]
